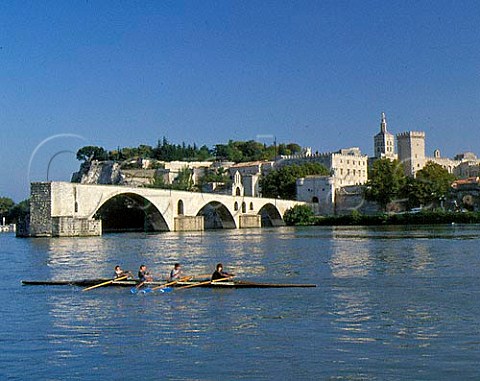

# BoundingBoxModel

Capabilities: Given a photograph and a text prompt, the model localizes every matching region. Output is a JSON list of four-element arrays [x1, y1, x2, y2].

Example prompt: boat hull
[[21, 279, 316, 288]]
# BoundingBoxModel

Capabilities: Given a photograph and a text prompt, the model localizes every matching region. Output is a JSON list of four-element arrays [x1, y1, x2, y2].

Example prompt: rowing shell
[[21, 279, 316, 288]]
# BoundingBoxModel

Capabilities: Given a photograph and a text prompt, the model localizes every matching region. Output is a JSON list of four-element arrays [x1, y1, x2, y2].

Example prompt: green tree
[[404, 161, 456, 209], [172, 167, 194, 191], [0, 197, 15, 220], [284, 205, 315, 225], [260, 162, 330, 200], [76, 146, 109, 161], [7, 199, 30, 224], [149, 173, 168, 189], [365, 159, 406, 211]]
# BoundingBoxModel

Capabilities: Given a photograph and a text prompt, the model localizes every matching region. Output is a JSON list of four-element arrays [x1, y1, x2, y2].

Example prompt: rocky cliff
[[71, 161, 125, 185]]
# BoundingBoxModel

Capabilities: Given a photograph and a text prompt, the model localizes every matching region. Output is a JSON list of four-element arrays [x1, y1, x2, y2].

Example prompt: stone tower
[[396, 131, 426, 177], [374, 112, 396, 159]]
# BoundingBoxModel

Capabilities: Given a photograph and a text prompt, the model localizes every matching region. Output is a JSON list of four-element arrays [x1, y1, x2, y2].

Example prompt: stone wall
[[51, 217, 102, 237], [29, 182, 53, 237], [335, 186, 381, 215]]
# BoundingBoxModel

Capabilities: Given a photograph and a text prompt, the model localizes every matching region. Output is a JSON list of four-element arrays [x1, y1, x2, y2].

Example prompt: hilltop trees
[[76, 138, 303, 164], [76, 146, 109, 161]]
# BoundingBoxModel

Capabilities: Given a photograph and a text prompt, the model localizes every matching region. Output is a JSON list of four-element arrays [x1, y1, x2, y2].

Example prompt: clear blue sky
[[1, 1, 480, 201]]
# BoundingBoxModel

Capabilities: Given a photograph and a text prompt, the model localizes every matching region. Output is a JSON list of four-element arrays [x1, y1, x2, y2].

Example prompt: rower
[[211, 263, 234, 281], [168, 263, 182, 281], [138, 265, 154, 282], [114, 265, 132, 279]]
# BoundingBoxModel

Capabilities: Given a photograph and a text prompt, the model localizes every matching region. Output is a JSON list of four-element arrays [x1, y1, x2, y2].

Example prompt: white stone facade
[[327, 148, 368, 186], [296, 176, 337, 215]]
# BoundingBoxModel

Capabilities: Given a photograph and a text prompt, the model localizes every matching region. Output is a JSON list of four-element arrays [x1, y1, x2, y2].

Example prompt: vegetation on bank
[[284, 208, 480, 226], [76, 138, 303, 164], [365, 159, 456, 211], [0, 198, 30, 224]]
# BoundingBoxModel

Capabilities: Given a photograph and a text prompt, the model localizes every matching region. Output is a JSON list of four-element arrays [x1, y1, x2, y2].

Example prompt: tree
[[365, 159, 406, 211], [260, 162, 330, 200], [404, 161, 456, 209], [76, 146, 109, 161], [0, 197, 14, 220], [172, 167, 194, 191], [284, 205, 315, 225], [7, 199, 30, 224]]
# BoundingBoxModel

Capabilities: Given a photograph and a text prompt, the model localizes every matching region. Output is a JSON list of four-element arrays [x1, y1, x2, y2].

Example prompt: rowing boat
[[21, 279, 316, 288]]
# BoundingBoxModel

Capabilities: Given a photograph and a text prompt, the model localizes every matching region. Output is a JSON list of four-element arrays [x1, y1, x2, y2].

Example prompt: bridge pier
[[239, 214, 262, 229], [174, 216, 204, 232]]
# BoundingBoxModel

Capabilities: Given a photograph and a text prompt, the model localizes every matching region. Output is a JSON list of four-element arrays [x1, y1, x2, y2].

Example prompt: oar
[[150, 276, 193, 291], [82, 275, 128, 292], [176, 276, 232, 290], [130, 280, 147, 294]]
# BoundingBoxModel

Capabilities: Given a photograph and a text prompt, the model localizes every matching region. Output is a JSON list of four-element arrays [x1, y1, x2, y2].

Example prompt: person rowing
[[211, 263, 234, 281], [138, 264, 154, 283], [168, 263, 183, 281], [114, 265, 133, 279]]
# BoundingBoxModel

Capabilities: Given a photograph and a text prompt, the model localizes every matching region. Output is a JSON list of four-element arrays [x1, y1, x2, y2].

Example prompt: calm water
[[1, 225, 480, 380]]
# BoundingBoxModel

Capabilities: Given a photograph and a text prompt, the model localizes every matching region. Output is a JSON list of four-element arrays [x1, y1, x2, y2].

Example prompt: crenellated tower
[[396, 131, 426, 177]]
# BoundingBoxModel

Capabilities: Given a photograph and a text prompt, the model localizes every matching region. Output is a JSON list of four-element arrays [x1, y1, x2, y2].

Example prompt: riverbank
[[293, 210, 480, 226]]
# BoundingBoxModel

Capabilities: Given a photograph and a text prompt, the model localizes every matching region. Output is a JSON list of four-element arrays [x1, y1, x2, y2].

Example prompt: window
[[250, 202, 254, 211], [242, 202, 246, 213], [234, 202, 238, 211], [177, 200, 184, 215], [312, 197, 319, 203]]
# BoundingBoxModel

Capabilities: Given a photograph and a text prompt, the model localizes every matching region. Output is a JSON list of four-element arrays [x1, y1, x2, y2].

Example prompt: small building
[[296, 176, 337, 215]]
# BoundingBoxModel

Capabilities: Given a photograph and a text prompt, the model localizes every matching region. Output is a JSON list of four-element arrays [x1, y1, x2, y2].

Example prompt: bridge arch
[[197, 201, 237, 229], [93, 192, 169, 232], [258, 203, 284, 227]]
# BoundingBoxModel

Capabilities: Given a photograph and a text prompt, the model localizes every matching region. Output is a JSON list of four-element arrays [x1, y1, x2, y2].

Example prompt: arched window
[[249, 202, 254, 211], [234, 202, 239, 211], [236, 187, 241, 196], [177, 200, 184, 215], [74, 202, 78, 213], [242, 202, 246, 213], [312, 197, 319, 203]]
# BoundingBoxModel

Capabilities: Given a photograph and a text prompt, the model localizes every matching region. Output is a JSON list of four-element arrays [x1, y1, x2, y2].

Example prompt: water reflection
[[5, 226, 480, 380]]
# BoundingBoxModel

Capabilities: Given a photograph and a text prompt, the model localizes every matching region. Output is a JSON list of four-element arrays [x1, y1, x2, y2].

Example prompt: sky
[[1, 1, 480, 201]]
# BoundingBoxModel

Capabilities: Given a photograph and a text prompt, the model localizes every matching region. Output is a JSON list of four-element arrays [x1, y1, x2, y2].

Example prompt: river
[[1, 225, 479, 380]]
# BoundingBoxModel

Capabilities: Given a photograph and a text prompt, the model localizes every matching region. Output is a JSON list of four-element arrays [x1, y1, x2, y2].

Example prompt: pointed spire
[[380, 112, 387, 133]]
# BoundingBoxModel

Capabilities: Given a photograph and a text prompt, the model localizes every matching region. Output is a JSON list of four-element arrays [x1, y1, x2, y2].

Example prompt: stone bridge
[[23, 182, 304, 237]]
